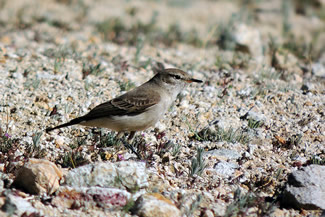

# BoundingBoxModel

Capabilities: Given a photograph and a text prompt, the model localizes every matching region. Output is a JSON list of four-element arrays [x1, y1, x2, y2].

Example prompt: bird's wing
[[81, 89, 161, 121]]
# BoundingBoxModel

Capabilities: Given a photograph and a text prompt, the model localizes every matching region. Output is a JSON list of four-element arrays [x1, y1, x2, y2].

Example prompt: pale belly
[[80, 102, 170, 132]]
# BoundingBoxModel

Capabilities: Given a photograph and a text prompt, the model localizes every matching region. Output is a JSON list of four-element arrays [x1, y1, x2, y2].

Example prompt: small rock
[[12, 158, 63, 195], [248, 144, 257, 155], [237, 87, 254, 98], [154, 121, 167, 132], [1, 193, 38, 216], [34, 101, 49, 110], [65, 161, 148, 191], [54, 135, 65, 147], [202, 209, 215, 217], [213, 161, 238, 178], [271, 208, 287, 217], [312, 63, 325, 78], [247, 111, 265, 122], [144, 134, 157, 145], [273, 49, 299, 71], [179, 99, 189, 108], [301, 83, 314, 93], [205, 149, 241, 160], [240, 110, 266, 123], [233, 23, 263, 61], [282, 164, 325, 209], [132, 193, 181, 217]]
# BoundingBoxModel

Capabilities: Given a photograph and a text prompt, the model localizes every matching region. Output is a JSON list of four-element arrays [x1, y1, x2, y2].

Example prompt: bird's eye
[[173, 75, 181, 80]]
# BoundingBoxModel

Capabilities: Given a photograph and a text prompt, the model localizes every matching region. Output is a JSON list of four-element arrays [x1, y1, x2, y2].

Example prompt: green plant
[[60, 151, 87, 168], [123, 199, 135, 213], [184, 194, 203, 217], [190, 148, 206, 177], [32, 132, 42, 147], [82, 62, 104, 79], [24, 132, 46, 158], [117, 80, 135, 92], [282, 0, 292, 36], [287, 134, 302, 147], [98, 131, 119, 148], [23, 78, 41, 90], [156, 140, 181, 158], [225, 188, 256, 217], [96, 17, 127, 43], [247, 119, 263, 129], [134, 36, 144, 64], [171, 142, 181, 157], [96, 13, 203, 47], [0, 131, 17, 154], [229, 52, 251, 69], [309, 155, 325, 165], [283, 32, 322, 62], [215, 55, 231, 70], [195, 127, 250, 144], [43, 46, 80, 61], [225, 188, 277, 217], [54, 56, 65, 74]]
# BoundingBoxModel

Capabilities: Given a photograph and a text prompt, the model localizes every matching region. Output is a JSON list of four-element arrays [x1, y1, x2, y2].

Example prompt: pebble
[[132, 193, 181, 217]]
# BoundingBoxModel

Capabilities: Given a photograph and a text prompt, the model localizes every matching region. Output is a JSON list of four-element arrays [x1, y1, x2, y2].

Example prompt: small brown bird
[[46, 68, 202, 140]]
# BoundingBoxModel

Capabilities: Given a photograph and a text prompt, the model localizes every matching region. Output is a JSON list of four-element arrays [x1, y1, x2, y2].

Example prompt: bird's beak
[[186, 78, 203, 83]]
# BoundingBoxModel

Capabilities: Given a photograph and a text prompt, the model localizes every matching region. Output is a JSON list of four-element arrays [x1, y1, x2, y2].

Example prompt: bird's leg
[[116, 132, 124, 140], [114, 131, 125, 148], [124, 131, 141, 159], [128, 131, 136, 142], [115, 131, 141, 159]]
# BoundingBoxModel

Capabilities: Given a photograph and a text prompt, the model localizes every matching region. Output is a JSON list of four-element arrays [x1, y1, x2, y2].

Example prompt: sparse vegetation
[[134, 36, 144, 64], [82, 62, 105, 79], [171, 142, 181, 157], [60, 151, 88, 168], [247, 118, 263, 129], [54, 56, 65, 74], [224, 188, 276, 217], [0, 131, 16, 155], [97, 131, 119, 148], [183, 194, 203, 217], [194, 126, 250, 145], [190, 147, 206, 177], [123, 199, 135, 213], [309, 155, 325, 165], [95, 13, 202, 47], [117, 80, 136, 92], [23, 78, 41, 90], [32, 131, 42, 147]]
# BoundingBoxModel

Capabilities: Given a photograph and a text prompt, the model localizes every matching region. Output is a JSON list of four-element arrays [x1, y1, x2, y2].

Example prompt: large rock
[[12, 158, 63, 195], [65, 161, 148, 191], [282, 165, 325, 209]]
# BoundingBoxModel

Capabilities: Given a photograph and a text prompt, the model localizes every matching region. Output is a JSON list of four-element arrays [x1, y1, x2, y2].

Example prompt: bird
[[46, 67, 203, 141]]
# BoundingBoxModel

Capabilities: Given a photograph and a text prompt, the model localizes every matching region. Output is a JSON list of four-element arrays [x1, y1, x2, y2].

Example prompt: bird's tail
[[45, 117, 84, 133]]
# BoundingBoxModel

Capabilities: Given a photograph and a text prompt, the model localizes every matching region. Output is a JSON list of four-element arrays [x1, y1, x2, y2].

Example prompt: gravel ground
[[0, 0, 324, 216]]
